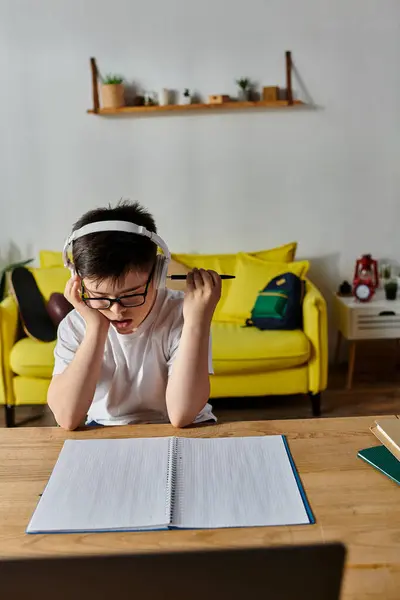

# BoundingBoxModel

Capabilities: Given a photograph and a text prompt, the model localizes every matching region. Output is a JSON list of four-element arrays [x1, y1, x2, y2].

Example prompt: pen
[[167, 274, 235, 280]]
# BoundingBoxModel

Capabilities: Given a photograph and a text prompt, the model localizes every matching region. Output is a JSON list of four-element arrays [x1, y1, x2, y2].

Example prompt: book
[[370, 417, 400, 461], [26, 436, 314, 534], [358, 445, 400, 485]]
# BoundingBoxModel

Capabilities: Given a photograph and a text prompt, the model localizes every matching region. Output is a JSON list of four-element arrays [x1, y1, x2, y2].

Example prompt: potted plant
[[182, 88, 191, 105], [236, 77, 251, 101], [144, 91, 158, 106], [382, 265, 392, 280], [101, 73, 125, 109], [384, 279, 398, 301], [379, 263, 392, 283]]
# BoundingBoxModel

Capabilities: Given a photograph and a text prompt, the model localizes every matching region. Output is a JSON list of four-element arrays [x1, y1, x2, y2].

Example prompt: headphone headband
[[63, 220, 171, 275]]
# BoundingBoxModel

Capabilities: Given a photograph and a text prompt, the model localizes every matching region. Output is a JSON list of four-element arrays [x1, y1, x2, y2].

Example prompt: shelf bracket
[[285, 51, 293, 106], [90, 57, 100, 114]]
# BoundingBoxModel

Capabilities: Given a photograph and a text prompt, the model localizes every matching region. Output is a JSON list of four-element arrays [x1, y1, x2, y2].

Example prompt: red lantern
[[353, 254, 379, 302]]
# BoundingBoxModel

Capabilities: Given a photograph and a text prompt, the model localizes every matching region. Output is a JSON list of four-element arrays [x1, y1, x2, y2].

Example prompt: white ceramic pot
[[160, 89, 170, 106]]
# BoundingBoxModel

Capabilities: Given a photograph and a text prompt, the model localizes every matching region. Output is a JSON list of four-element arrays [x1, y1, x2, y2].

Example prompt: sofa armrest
[[0, 295, 19, 405], [303, 279, 328, 393]]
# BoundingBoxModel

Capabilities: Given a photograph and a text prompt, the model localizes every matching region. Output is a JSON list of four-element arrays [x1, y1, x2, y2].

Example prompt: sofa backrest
[[30, 267, 70, 300], [37, 244, 301, 322]]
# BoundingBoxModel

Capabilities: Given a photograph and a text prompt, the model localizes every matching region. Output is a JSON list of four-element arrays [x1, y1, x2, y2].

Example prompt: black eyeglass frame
[[81, 263, 156, 310]]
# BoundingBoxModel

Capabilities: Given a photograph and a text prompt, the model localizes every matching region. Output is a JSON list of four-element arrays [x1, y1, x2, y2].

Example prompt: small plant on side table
[[384, 279, 398, 301], [101, 73, 125, 109], [236, 77, 251, 101], [382, 265, 392, 280]]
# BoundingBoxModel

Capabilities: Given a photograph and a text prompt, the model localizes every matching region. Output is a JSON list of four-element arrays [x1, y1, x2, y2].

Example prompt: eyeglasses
[[81, 264, 155, 310]]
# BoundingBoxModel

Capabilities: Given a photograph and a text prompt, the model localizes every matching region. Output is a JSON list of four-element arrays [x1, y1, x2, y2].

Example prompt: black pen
[[167, 274, 235, 280]]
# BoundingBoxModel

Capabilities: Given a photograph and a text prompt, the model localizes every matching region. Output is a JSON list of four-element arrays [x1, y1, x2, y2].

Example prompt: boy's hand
[[183, 269, 221, 325], [64, 275, 109, 332]]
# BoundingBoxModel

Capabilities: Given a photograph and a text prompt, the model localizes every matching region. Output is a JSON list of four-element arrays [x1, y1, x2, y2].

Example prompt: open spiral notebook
[[27, 436, 314, 534]]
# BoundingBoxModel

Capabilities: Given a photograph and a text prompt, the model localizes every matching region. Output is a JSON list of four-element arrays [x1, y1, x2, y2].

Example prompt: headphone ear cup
[[161, 256, 170, 286], [66, 258, 76, 278], [154, 255, 168, 289]]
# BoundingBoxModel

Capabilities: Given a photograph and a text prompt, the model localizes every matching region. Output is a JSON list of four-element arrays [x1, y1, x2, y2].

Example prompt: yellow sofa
[[0, 245, 328, 426]]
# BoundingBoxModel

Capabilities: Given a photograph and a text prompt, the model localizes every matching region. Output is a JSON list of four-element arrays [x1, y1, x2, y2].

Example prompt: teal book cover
[[358, 446, 400, 485]]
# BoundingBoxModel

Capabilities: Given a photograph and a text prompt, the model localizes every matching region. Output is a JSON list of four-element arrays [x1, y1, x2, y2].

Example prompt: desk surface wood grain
[[0, 417, 399, 600]]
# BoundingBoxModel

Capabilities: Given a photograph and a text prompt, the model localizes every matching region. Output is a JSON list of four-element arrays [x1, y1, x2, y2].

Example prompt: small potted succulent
[[101, 73, 125, 109], [182, 88, 191, 105], [236, 77, 251, 101], [382, 265, 392, 280], [380, 263, 392, 283], [384, 279, 398, 301]]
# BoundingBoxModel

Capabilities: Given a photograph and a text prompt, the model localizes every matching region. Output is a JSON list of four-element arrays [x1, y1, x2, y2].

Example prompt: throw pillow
[[47, 292, 74, 327], [219, 253, 309, 323], [31, 267, 71, 301], [172, 242, 297, 273], [39, 250, 64, 269], [254, 242, 297, 263], [172, 242, 297, 321]]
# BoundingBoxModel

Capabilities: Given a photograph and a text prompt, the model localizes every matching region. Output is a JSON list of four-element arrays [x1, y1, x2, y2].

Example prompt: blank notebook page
[[173, 436, 310, 528], [27, 438, 170, 533]]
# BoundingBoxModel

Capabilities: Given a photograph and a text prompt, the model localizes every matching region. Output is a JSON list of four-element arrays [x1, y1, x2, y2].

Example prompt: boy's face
[[82, 265, 156, 334]]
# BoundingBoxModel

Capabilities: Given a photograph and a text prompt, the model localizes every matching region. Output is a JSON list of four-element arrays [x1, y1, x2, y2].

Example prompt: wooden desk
[[0, 417, 399, 600]]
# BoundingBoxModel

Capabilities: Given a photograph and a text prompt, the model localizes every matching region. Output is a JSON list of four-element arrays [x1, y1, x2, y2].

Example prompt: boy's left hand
[[183, 269, 222, 325]]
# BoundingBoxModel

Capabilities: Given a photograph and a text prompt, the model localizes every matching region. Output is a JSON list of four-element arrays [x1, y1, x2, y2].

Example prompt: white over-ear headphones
[[63, 221, 171, 289]]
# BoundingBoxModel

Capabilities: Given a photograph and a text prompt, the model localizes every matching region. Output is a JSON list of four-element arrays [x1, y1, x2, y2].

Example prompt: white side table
[[334, 290, 400, 389]]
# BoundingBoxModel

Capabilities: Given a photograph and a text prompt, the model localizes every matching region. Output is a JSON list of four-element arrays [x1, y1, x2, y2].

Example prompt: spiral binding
[[165, 437, 178, 524]]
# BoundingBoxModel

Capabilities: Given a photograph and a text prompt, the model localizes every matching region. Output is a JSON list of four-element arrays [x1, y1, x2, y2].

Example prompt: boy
[[47, 201, 221, 430]]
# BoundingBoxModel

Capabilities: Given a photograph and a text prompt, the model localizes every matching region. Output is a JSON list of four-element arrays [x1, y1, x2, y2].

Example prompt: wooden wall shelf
[[87, 99, 304, 116], [88, 52, 304, 116]]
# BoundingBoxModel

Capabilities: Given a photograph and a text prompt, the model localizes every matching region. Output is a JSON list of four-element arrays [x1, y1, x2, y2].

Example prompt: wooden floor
[[2, 348, 400, 427]]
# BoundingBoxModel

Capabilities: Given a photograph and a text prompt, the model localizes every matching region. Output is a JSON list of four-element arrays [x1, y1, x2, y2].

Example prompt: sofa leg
[[4, 405, 15, 428], [309, 393, 321, 417]]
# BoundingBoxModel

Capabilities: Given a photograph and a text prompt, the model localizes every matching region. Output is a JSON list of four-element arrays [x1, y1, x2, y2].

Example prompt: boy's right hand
[[64, 275, 109, 332]]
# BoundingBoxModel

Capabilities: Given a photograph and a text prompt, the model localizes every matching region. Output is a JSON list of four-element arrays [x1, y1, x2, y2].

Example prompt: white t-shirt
[[53, 289, 216, 426]]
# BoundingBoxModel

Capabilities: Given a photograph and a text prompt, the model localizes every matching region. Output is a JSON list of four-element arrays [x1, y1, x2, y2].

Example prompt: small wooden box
[[262, 86, 279, 102], [208, 95, 230, 104]]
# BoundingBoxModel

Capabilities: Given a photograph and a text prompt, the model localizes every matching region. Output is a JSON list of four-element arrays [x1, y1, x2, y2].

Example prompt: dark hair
[[72, 200, 157, 282]]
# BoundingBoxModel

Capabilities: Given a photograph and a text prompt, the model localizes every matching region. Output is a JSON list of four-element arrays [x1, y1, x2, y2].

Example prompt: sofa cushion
[[13, 376, 51, 405], [39, 250, 65, 269], [172, 242, 297, 273], [211, 322, 310, 375], [219, 254, 309, 323], [172, 242, 297, 322], [31, 267, 70, 300], [10, 338, 56, 378], [39, 250, 72, 269], [10, 322, 310, 379]]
